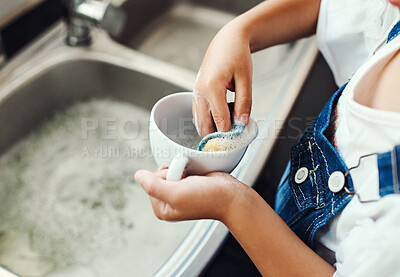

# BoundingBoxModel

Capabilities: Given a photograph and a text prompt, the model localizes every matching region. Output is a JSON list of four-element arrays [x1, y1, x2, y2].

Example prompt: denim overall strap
[[387, 20, 400, 43], [275, 19, 400, 250], [377, 146, 400, 197], [275, 84, 354, 249]]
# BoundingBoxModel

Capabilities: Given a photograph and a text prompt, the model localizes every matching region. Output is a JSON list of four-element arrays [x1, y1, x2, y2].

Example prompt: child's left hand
[[134, 167, 246, 222]]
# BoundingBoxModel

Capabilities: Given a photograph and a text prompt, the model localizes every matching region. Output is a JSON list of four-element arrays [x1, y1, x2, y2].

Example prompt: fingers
[[193, 69, 251, 136], [154, 166, 167, 173], [136, 169, 240, 222], [233, 65, 252, 125], [154, 167, 186, 180], [137, 170, 191, 221], [137, 169, 183, 221], [135, 170, 176, 203], [194, 94, 215, 137], [194, 68, 232, 137], [148, 196, 178, 221], [194, 86, 232, 137], [208, 87, 232, 132], [154, 166, 168, 178]]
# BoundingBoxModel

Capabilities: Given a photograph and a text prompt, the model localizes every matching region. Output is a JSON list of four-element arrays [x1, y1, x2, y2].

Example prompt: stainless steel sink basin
[[116, 1, 265, 72], [0, 60, 184, 155], [0, 2, 318, 274], [0, 25, 199, 277]]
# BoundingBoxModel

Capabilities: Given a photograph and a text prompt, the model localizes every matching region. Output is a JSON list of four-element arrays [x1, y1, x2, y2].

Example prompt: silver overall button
[[328, 171, 345, 193], [295, 167, 309, 184]]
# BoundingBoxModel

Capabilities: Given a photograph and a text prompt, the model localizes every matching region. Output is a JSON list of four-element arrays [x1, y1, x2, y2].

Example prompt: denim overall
[[274, 21, 400, 250]]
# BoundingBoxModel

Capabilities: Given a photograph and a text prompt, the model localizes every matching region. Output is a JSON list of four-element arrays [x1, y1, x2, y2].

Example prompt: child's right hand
[[192, 0, 322, 138], [193, 18, 253, 138]]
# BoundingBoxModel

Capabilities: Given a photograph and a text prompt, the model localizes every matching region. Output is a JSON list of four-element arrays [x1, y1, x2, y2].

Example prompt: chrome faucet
[[64, 0, 126, 46]]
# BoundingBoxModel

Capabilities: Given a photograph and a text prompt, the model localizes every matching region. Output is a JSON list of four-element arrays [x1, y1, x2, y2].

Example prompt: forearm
[[222, 185, 335, 277], [231, 0, 321, 52]]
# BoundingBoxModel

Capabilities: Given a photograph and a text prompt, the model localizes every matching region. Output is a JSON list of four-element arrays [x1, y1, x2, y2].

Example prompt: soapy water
[[0, 99, 193, 277]]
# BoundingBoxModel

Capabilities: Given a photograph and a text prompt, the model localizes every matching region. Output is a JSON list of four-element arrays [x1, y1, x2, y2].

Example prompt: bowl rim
[[150, 92, 258, 156]]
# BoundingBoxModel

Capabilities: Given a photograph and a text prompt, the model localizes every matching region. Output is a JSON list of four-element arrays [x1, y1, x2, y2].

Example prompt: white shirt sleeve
[[332, 195, 400, 277]]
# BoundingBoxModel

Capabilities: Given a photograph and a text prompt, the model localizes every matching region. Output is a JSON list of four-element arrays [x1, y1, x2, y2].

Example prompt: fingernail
[[239, 114, 249, 125]]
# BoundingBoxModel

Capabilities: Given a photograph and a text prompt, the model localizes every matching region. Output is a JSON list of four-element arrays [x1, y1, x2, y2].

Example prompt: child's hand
[[192, 0, 322, 138], [134, 167, 245, 222], [193, 19, 252, 137]]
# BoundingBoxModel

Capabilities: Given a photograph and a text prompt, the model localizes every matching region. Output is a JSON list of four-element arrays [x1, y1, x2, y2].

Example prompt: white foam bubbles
[[0, 99, 193, 276]]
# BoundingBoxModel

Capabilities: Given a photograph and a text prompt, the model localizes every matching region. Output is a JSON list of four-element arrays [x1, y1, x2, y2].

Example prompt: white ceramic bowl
[[149, 92, 258, 181]]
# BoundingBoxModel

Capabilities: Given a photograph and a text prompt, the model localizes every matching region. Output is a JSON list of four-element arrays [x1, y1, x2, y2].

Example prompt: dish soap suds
[[0, 99, 193, 277]]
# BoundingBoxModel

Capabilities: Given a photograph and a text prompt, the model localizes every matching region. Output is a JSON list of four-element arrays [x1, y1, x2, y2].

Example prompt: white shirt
[[315, 1, 400, 276], [317, 0, 400, 86]]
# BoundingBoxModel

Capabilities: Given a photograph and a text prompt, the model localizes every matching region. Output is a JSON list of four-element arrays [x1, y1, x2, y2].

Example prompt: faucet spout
[[65, 0, 126, 46]]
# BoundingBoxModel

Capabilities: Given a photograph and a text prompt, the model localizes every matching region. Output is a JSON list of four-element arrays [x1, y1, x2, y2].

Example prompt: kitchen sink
[[0, 0, 318, 274], [116, 0, 291, 73], [0, 60, 184, 155], [0, 26, 198, 277]]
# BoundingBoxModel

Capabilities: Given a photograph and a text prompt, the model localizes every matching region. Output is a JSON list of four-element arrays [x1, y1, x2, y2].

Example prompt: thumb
[[135, 170, 175, 202]]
